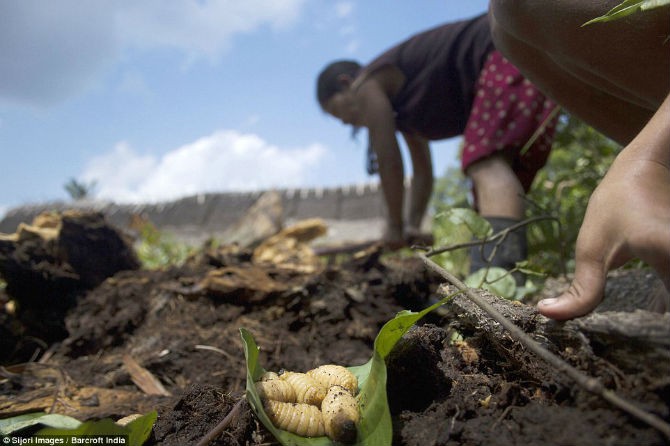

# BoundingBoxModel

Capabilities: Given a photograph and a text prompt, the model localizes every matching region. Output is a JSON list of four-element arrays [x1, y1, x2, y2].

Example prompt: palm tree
[[64, 178, 96, 201]]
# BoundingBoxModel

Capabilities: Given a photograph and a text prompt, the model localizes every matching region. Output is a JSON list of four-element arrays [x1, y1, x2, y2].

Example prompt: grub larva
[[279, 371, 327, 406], [255, 378, 296, 403], [263, 400, 326, 437], [321, 385, 360, 444], [307, 364, 358, 395], [260, 371, 280, 381]]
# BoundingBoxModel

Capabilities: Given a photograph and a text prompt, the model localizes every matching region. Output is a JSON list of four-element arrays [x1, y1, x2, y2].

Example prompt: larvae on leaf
[[321, 385, 360, 444], [255, 378, 296, 403], [264, 400, 326, 437], [307, 364, 358, 395], [279, 371, 327, 406], [259, 371, 280, 382]]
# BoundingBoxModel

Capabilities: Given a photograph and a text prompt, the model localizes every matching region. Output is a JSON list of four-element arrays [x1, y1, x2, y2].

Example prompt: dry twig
[[122, 355, 171, 397], [195, 397, 245, 446], [421, 216, 557, 258]]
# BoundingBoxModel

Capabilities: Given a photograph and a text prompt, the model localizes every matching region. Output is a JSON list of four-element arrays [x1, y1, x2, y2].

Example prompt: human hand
[[538, 156, 670, 320]]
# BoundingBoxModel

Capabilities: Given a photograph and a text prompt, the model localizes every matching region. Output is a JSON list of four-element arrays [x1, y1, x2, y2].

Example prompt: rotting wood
[[0, 385, 165, 419], [123, 355, 171, 397], [570, 310, 670, 348]]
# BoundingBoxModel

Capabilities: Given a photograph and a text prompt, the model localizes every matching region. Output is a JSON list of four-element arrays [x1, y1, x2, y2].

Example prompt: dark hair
[[316, 60, 361, 107]]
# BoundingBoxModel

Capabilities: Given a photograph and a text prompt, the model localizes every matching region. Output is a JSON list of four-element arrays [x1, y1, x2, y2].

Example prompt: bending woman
[[317, 13, 558, 274]]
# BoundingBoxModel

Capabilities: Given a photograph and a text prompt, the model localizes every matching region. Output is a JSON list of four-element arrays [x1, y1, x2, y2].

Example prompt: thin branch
[[520, 105, 562, 155], [195, 397, 245, 446], [418, 253, 670, 440], [422, 216, 557, 257]]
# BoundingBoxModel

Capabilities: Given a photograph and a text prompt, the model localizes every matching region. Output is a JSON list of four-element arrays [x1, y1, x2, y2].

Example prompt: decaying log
[[571, 310, 670, 348]]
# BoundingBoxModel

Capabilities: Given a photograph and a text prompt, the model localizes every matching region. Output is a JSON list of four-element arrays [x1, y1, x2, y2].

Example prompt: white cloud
[[115, 0, 307, 64], [331, 2, 358, 55], [0, 1, 117, 106], [80, 142, 158, 203], [0, 0, 308, 106], [334, 2, 354, 19], [81, 130, 327, 203]]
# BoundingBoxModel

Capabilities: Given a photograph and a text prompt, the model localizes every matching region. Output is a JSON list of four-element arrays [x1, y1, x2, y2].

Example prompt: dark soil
[[1, 212, 669, 446]]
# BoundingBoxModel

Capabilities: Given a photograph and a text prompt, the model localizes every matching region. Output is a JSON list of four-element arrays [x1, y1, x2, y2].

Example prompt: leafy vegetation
[[0, 413, 81, 435], [429, 114, 620, 289], [64, 178, 96, 201], [525, 114, 619, 273], [0, 411, 157, 446], [584, 0, 670, 25], [134, 220, 194, 269], [429, 167, 471, 278]]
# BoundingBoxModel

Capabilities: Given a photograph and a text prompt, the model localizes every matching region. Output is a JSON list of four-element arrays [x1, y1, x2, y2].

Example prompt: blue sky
[[0, 0, 490, 218]]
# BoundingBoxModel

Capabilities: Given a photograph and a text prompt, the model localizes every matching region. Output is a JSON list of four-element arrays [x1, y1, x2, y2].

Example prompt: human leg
[[489, 0, 670, 318], [489, 0, 669, 144], [462, 51, 557, 275], [462, 50, 559, 273], [466, 156, 527, 281], [489, 0, 669, 106], [467, 154, 524, 219]]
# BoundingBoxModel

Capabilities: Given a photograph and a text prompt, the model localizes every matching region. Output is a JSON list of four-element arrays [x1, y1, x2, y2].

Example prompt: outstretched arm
[[403, 133, 433, 240], [358, 80, 406, 248], [538, 92, 670, 320]]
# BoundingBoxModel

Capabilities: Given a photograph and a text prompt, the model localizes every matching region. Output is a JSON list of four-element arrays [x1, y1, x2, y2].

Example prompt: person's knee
[[488, 9, 515, 60], [467, 155, 524, 200], [489, 0, 533, 40], [489, 0, 557, 52], [487, 4, 536, 66]]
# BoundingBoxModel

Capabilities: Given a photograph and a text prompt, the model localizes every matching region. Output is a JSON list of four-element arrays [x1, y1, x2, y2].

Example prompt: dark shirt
[[363, 14, 493, 140]]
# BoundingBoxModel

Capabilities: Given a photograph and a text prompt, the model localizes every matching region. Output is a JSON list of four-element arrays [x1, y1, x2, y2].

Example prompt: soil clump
[[1, 211, 668, 445]]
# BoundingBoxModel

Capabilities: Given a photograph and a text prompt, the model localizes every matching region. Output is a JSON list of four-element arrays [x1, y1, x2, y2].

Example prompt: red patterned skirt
[[461, 51, 558, 192]]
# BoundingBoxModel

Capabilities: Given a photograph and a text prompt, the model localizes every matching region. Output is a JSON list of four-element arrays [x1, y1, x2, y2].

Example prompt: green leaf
[[441, 208, 492, 239], [240, 291, 459, 446], [465, 267, 517, 300], [125, 411, 158, 446], [34, 411, 157, 446], [36, 419, 127, 441], [584, 0, 669, 25], [0, 413, 81, 435]]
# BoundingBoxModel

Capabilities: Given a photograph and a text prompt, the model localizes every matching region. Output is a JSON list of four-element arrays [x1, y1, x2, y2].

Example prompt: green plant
[[1, 411, 157, 446], [429, 167, 471, 277], [429, 209, 541, 300], [64, 178, 96, 201], [135, 221, 193, 269], [525, 114, 619, 274], [584, 0, 669, 25], [428, 114, 620, 288]]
